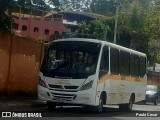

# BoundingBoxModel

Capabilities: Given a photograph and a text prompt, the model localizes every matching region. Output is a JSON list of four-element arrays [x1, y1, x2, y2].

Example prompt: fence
[[0, 33, 44, 96]]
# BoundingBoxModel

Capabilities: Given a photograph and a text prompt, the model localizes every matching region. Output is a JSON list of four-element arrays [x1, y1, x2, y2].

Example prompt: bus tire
[[154, 98, 158, 105], [47, 101, 56, 110], [119, 95, 134, 112], [143, 100, 146, 105], [94, 94, 104, 113], [83, 105, 93, 112]]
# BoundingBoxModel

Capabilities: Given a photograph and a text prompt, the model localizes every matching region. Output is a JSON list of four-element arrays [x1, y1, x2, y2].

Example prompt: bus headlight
[[79, 80, 93, 91], [38, 77, 47, 88]]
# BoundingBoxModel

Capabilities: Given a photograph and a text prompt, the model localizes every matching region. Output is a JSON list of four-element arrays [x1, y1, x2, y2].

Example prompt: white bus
[[38, 38, 147, 112]]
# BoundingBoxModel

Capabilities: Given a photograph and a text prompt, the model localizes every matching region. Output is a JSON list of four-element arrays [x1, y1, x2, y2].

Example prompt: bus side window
[[130, 54, 139, 77], [99, 46, 109, 79], [110, 48, 119, 74], [119, 51, 130, 76], [140, 57, 146, 77]]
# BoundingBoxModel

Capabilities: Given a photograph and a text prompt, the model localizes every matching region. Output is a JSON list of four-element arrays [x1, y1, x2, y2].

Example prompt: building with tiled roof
[[12, 10, 105, 41]]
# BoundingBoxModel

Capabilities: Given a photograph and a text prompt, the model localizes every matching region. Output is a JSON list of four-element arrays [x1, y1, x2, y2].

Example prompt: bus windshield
[[41, 41, 101, 79]]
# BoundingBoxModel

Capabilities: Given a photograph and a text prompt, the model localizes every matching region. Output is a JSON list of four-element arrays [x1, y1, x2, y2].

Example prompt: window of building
[[130, 54, 139, 77], [22, 25, 27, 31], [12, 23, 19, 29], [139, 57, 146, 77], [34, 27, 39, 33], [110, 48, 119, 74], [54, 31, 59, 35], [119, 51, 130, 75], [44, 29, 49, 35]]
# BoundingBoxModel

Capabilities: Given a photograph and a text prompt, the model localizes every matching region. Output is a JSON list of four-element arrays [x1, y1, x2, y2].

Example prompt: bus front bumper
[[38, 85, 96, 106]]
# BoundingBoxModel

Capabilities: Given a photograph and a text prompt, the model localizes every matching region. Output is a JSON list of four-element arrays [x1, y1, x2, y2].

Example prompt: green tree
[[48, 0, 62, 11], [144, 0, 160, 66], [118, 0, 147, 52], [32, 0, 50, 10], [88, 17, 115, 41], [0, 0, 13, 32], [60, 0, 91, 11], [89, 0, 116, 15], [17, 0, 32, 6], [78, 21, 90, 34], [13, 0, 50, 16], [117, 0, 160, 65]]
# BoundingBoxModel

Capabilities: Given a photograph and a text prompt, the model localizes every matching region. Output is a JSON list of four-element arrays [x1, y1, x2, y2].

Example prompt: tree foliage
[[59, 0, 91, 11], [78, 21, 90, 34], [88, 17, 115, 40], [0, 0, 12, 32], [48, 0, 62, 11]]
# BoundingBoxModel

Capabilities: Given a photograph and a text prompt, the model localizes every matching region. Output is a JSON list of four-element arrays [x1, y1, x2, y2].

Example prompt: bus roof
[[53, 38, 146, 57]]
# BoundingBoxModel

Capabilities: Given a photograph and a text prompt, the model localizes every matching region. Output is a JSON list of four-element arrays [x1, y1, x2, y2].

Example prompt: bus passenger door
[[97, 46, 109, 103]]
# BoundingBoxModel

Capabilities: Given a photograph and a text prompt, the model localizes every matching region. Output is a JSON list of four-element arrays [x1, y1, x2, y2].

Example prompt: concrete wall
[[0, 33, 44, 96], [0, 33, 11, 94]]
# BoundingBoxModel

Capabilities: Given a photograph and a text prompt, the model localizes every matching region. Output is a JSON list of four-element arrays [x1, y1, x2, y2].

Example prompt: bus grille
[[48, 84, 79, 90], [48, 84, 63, 89], [64, 86, 79, 89], [52, 93, 76, 101]]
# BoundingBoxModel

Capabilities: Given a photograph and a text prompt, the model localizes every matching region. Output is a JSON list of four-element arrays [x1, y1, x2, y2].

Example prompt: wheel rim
[[129, 101, 132, 109], [129, 98, 133, 110], [155, 99, 157, 104], [98, 99, 103, 112]]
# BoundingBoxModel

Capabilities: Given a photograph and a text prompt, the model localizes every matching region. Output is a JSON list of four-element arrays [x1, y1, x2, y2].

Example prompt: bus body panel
[[38, 72, 97, 106], [38, 85, 96, 106], [96, 78, 146, 105]]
